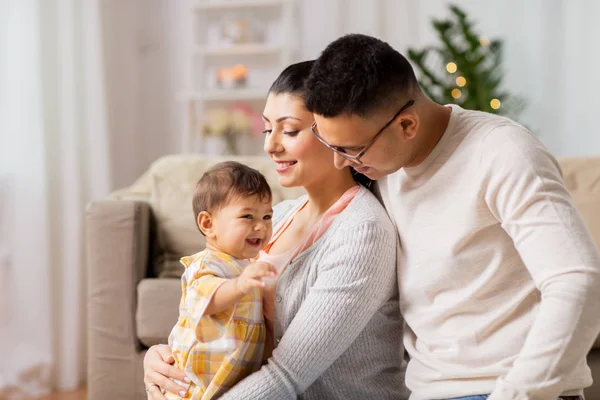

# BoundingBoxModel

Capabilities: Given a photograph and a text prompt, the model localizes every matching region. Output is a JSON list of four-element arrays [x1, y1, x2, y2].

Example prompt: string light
[[490, 98, 501, 109], [451, 89, 462, 99], [456, 76, 467, 87], [480, 36, 490, 47], [446, 62, 458, 74]]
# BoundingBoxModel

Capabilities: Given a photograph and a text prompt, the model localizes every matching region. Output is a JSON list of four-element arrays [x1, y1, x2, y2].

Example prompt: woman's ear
[[197, 211, 215, 238], [399, 114, 419, 140]]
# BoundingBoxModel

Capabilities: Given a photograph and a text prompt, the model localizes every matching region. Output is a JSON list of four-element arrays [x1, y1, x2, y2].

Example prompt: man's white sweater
[[379, 105, 600, 400]]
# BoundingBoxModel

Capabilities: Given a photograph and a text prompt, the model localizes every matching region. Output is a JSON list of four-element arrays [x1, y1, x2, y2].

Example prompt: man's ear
[[399, 114, 419, 140], [197, 211, 215, 238]]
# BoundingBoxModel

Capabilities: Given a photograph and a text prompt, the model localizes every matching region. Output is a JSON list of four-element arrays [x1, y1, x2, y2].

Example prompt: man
[[305, 33, 600, 400]]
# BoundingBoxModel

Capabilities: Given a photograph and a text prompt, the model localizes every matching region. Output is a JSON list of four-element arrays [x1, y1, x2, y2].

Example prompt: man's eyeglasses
[[311, 99, 415, 165]]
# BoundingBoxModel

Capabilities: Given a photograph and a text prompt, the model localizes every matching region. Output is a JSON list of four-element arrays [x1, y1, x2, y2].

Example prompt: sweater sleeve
[[219, 221, 397, 400], [480, 126, 600, 400]]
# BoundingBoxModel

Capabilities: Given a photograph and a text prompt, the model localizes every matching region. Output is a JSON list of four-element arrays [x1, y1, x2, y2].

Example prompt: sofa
[[86, 154, 600, 400]]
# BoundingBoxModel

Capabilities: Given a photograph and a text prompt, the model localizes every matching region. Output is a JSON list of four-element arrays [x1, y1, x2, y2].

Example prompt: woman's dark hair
[[268, 60, 315, 98], [350, 169, 373, 188], [269, 60, 373, 188]]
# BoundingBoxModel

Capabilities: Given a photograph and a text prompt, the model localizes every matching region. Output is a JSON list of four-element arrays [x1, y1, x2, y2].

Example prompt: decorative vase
[[202, 135, 228, 155]]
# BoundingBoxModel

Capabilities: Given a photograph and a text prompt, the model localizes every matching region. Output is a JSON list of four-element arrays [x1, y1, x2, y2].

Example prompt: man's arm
[[481, 126, 600, 399], [220, 222, 397, 400]]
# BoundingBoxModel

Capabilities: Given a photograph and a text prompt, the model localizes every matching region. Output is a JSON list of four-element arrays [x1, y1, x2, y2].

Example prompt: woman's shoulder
[[316, 188, 397, 270], [273, 187, 395, 236], [340, 186, 395, 233]]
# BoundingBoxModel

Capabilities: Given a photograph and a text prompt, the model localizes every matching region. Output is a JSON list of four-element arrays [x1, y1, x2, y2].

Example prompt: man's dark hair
[[193, 161, 272, 221], [269, 60, 315, 98], [305, 34, 419, 117]]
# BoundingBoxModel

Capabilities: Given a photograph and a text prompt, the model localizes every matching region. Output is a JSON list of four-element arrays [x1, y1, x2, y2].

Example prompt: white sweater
[[378, 105, 600, 400]]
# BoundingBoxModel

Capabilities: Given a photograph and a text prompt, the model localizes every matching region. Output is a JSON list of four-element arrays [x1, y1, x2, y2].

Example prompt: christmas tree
[[407, 5, 524, 118]]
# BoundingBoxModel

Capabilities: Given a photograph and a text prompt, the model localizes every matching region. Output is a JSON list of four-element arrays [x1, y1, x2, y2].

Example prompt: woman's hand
[[143, 344, 190, 399]]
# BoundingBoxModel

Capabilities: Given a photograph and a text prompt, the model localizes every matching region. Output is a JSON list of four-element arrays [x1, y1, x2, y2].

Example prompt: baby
[[166, 161, 276, 400]]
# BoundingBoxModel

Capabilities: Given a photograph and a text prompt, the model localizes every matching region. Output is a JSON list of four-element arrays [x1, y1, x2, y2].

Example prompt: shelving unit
[[179, 0, 297, 153], [193, 0, 289, 10], [195, 43, 283, 57], [182, 87, 268, 102]]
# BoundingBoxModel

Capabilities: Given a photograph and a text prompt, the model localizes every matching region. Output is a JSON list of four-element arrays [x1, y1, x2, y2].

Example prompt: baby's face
[[210, 194, 273, 260]]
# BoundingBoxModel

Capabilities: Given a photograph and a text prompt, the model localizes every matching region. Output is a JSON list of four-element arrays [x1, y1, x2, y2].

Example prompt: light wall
[[101, 0, 600, 190], [304, 0, 600, 158]]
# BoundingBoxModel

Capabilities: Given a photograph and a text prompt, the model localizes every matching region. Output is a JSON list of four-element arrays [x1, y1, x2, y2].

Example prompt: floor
[[32, 388, 87, 400]]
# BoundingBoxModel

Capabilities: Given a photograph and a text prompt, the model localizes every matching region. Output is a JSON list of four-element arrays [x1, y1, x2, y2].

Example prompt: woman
[[143, 61, 407, 399]]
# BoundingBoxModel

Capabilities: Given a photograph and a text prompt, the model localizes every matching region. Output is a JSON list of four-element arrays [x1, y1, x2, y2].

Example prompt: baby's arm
[[204, 262, 276, 315]]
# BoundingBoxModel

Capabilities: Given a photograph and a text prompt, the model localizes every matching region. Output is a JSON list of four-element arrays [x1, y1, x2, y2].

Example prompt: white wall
[[301, 0, 600, 157], [100, 0, 185, 189], [101, 0, 600, 189]]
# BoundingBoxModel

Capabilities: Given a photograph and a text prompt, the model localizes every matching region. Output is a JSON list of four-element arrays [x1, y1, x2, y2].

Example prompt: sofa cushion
[[558, 157, 600, 248], [136, 278, 181, 347], [558, 158, 600, 349], [155, 252, 186, 279], [151, 173, 206, 259]]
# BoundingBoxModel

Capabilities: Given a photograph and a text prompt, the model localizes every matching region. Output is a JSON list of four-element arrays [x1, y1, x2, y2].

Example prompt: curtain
[[0, 0, 111, 397]]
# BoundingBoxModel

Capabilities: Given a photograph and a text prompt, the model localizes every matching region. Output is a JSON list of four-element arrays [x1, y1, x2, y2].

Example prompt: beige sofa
[[86, 154, 600, 400]]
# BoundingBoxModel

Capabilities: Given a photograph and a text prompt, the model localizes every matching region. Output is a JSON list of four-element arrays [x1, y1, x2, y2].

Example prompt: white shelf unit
[[180, 0, 297, 153], [193, 0, 290, 10], [195, 43, 283, 57], [185, 87, 268, 102]]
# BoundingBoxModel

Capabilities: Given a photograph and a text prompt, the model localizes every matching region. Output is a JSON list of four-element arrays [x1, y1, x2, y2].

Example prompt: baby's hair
[[193, 161, 272, 220]]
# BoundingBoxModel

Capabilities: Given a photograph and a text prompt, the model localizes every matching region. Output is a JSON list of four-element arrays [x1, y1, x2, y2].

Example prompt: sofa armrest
[[86, 200, 151, 399]]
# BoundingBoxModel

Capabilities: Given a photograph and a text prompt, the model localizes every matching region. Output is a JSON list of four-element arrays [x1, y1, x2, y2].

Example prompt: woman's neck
[[303, 171, 357, 216]]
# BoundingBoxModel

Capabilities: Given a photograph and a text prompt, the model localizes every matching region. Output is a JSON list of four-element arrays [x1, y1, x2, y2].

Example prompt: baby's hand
[[236, 262, 277, 295]]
